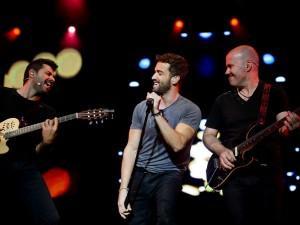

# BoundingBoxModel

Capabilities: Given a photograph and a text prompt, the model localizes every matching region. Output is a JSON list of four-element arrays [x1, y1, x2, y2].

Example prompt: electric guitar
[[206, 107, 300, 191], [0, 108, 115, 154]]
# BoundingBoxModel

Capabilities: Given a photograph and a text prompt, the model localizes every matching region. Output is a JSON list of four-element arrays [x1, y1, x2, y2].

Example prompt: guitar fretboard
[[4, 113, 78, 139], [237, 107, 300, 153]]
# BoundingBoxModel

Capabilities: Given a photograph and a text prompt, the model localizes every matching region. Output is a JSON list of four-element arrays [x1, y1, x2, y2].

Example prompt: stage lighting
[[129, 81, 139, 87], [138, 58, 151, 69], [263, 53, 275, 64], [275, 76, 286, 83], [198, 32, 213, 39]]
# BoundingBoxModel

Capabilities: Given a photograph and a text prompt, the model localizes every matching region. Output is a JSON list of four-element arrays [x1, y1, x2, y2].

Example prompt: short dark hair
[[23, 58, 58, 83], [155, 53, 189, 82]]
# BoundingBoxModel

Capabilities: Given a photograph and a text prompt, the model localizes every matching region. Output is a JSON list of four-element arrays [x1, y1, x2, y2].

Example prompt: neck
[[237, 80, 259, 100], [17, 84, 40, 101], [160, 89, 180, 109]]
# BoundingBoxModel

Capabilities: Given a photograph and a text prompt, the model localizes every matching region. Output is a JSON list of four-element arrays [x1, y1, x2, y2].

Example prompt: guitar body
[[0, 118, 20, 154], [206, 153, 255, 190]]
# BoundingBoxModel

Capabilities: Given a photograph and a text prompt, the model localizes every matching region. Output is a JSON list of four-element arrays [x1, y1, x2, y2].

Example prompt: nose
[[152, 72, 158, 80], [49, 75, 56, 82], [225, 67, 230, 75]]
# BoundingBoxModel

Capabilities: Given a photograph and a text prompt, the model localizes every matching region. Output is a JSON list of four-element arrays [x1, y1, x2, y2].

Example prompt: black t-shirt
[[205, 81, 289, 166], [0, 86, 56, 160]]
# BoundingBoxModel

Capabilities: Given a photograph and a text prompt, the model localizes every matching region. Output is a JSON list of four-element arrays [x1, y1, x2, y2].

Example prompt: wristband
[[152, 111, 162, 117], [119, 187, 129, 192]]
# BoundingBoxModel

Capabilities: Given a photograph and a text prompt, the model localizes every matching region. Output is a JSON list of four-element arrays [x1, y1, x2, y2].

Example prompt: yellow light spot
[[56, 48, 82, 78], [4, 61, 29, 88], [34, 52, 56, 62]]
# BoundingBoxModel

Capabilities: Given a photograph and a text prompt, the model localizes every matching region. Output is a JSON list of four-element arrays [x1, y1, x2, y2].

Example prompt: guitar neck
[[5, 113, 78, 139], [237, 118, 284, 153], [237, 107, 300, 153]]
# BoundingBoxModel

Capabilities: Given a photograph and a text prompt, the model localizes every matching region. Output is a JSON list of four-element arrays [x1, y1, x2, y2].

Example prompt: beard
[[152, 81, 171, 95]]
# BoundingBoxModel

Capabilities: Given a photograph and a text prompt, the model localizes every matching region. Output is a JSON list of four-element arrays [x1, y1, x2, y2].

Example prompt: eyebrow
[[45, 70, 56, 76], [155, 69, 164, 73]]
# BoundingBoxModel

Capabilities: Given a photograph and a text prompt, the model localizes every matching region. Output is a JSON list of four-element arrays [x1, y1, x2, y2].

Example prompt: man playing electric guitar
[[203, 45, 300, 225]]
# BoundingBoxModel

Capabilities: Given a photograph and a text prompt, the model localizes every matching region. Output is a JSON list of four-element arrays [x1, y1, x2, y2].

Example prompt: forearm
[[120, 146, 138, 189], [154, 114, 187, 152], [203, 133, 226, 156]]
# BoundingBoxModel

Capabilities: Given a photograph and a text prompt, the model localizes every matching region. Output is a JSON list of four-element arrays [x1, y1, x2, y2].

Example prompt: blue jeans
[[127, 167, 183, 225]]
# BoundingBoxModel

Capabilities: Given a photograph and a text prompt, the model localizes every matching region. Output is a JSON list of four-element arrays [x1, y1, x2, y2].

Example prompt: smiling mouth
[[153, 81, 159, 86], [45, 80, 54, 88]]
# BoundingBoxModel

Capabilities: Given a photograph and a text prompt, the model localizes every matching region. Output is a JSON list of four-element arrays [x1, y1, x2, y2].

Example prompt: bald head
[[227, 45, 259, 68]]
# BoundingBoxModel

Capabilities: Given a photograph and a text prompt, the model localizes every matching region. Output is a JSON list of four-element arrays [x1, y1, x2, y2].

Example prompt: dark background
[[1, 1, 299, 224]]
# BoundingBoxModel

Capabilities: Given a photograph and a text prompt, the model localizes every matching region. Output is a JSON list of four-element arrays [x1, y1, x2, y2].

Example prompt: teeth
[[45, 80, 54, 86]]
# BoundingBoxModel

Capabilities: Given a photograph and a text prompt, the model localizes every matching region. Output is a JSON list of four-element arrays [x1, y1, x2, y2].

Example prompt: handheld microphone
[[146, 98, 154, 107]]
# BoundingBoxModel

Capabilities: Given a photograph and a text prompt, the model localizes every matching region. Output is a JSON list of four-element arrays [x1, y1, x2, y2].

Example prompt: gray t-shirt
[[130, 95, 201, 173]]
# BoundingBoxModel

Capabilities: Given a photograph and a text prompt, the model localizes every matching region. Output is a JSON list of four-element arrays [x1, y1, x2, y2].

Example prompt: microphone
[[37, 82, 41, 86], [146, 98, 154, 107]]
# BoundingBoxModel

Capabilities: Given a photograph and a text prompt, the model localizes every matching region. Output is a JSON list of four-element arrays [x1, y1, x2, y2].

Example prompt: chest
[[0, 93, 45, 126]]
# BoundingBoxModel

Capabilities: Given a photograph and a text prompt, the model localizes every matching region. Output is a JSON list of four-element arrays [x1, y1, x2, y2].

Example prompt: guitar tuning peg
[[89, 121, 93, 125]]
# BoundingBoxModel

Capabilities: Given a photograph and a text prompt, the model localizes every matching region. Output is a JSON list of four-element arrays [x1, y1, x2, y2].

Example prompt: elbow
[[172, 142, 186, 152], [202, 135, 214, 152], [202, 137, 209, 148], [203, 132, 213, 148], [173, 147, 183, 153], [172, 131, 196, 152]]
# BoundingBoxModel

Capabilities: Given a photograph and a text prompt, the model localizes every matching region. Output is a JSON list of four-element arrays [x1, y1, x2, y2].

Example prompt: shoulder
[[135, 100, 147, 110], [260, 81, 284, 93], [215, 90, 232, 102], [179, 96, 200, 110], [132, 100, 147, 115], [0, 86, 17, 98], [0, 86, 15, 93], [270, 82, 286, 92], [178, 96, 202, 116], [266, 82, 288, 99]]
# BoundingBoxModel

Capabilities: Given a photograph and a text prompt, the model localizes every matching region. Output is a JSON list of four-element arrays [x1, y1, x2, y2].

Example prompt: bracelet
[[119, 187, 129, 192], [152, 111, 162, 117]]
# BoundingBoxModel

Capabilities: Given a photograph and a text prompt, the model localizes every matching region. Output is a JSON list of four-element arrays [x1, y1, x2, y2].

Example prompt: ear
[[171, 75, 180, 85], [29, 69, 35, 78], [245, 62, 252, 72]]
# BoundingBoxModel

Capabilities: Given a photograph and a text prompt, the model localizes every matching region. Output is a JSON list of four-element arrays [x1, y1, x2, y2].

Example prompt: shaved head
[[228, 45, 259, 67]]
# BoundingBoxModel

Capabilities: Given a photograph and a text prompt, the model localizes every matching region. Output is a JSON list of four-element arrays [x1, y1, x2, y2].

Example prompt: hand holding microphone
[[146, 92, 161, 114], [146, 98, 154, 113], [146, 98, 154, 107]]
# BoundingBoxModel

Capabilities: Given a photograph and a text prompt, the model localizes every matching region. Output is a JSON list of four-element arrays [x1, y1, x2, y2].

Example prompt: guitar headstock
[[78, 108, 115, 124]]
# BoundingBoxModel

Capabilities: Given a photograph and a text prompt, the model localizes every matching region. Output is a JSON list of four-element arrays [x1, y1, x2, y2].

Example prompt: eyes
[[225, 65, 232, 70], [225, 64, 233, 70], [45, 71, 56, 78]]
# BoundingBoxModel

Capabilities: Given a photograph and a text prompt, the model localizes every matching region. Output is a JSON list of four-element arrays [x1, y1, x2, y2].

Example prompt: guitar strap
[[258, 83, 272, 126]]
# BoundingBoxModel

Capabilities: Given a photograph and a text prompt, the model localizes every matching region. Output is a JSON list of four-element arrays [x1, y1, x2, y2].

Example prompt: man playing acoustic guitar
[[0, 58, 60, 224], [203, 45, 300, 225]]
